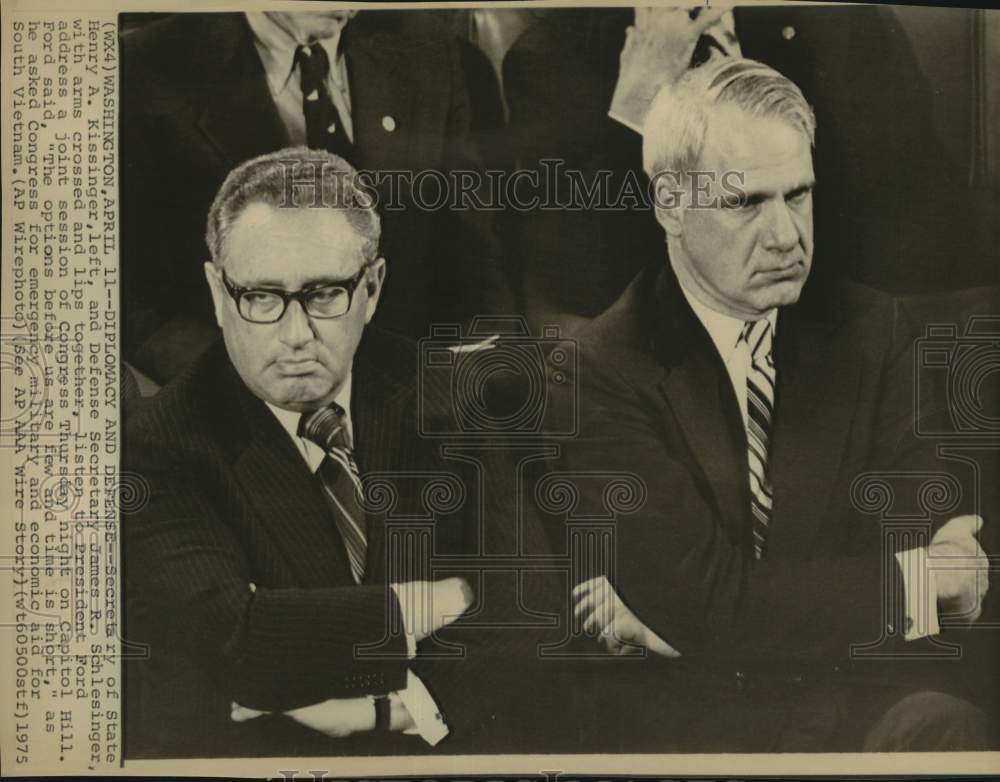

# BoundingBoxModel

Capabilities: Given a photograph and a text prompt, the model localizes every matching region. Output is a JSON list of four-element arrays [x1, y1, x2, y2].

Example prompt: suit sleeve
[[405, 442, 562, 749], [556, 338, 916, 672], [124, 419, 410, 712]]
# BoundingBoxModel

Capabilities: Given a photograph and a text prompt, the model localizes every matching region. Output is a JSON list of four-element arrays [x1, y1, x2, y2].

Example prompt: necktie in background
[[742, 319, 775, 560], [300, 405, 367, 583], [294, 42, 355, 160]]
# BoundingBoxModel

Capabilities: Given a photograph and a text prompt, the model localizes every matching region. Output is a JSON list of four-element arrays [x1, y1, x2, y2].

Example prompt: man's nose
[[762, 200, 800, 253], [278, 300, 314, 348]]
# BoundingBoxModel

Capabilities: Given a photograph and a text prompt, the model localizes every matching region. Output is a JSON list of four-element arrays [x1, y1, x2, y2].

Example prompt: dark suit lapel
[[351, 332, 415, 583], [648, 268, 750, 546], [766, 305, 862, 557], [196, 16, 289, 167], [225, 361, 354, 584]]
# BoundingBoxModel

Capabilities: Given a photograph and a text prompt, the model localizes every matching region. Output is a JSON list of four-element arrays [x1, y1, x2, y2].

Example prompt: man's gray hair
[[205, 147, 380, 266], [643, 57, 816, 179]]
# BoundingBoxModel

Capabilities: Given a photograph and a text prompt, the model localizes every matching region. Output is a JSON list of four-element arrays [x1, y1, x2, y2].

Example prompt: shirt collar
[[245, 12, 346, 97], [678, 282, 778, 363], [265, 372, 353, 445]]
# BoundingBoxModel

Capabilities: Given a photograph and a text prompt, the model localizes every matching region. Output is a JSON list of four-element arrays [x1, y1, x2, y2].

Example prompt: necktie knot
[[294, 42, 331, 88], [299, 404, 352, 453], [742, 318, 773, 363]]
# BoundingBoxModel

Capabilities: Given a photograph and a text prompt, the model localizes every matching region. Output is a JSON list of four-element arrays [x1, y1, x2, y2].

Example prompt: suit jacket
[[503, 6, 998, 326], [123, 327, 554, 757], [121, 12, 510, 383], [503, 8, 660, 324], [546, 263, 982, 748]]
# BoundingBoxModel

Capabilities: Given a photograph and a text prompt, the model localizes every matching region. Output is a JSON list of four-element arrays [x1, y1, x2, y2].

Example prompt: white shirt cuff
[[390, 583, 418, 659], [397, 671, 449, 746], [895, 547, 941, 641], [607, 108, 644, 136]]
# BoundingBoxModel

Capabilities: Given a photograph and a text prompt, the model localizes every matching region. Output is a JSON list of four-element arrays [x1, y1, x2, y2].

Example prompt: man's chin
[[759, 274, 807, 309]]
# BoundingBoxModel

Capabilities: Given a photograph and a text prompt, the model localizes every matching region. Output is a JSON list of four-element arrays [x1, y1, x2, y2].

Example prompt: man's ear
[[652, 175, 686, 239], [204, 262, 225, 328], [363, 257, 387, 325]]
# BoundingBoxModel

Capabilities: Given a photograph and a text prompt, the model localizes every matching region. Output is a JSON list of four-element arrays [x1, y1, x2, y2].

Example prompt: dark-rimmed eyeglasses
[[220, 266, 369, 324]]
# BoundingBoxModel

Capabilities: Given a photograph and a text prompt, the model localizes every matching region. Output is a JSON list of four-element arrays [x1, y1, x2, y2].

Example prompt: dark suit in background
[[504, 8, 655, 332], [895, 284, 1000, 736], [503, 6, 999, 331], [544, 264, 988, 751], [124, 327, 554, 757], [121, 12, 510, 383]]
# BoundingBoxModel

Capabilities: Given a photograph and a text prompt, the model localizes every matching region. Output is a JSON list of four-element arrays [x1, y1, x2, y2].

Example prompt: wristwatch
[[372, 694, 391, 733]]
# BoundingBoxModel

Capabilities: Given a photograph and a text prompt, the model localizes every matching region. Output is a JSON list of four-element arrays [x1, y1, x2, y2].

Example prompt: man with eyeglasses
[[122, 10, 512, 387], [122, 148, 550, 757]]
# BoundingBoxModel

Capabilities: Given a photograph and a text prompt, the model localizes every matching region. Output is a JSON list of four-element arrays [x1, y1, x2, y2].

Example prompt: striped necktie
[[299, 405, 367, 583], [742, 319, 775, 560]]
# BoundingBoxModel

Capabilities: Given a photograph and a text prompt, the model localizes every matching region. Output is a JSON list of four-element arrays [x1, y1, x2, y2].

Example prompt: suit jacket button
[[382, 115, 397, 132], [782, 25, 796, 41]]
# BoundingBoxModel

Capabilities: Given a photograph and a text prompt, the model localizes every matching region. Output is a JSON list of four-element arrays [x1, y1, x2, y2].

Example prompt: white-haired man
[[560, 57, 990, 751]]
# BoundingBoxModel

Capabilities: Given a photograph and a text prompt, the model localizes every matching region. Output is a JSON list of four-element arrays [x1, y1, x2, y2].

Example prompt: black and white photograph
[[3, 0, 1000, 775]]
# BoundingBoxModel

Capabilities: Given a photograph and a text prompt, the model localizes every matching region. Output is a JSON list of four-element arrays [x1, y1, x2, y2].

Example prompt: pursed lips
[[757, 259, 805, 276], [274, 358, 321, 375]]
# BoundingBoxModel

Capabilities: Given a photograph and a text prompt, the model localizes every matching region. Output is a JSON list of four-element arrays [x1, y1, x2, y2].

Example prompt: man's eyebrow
[[785, 180, 816, 199], [238, 274, 353, 290], [298, 274, 353, 288], [237, 277, 285, 289], [738, 179, 815, 206]]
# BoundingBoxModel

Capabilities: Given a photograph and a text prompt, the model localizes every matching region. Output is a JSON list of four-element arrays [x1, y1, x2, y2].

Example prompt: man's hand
[[608, 6, 730, 132], [572, 575, 681, 658], [231, 692, 416, 737], [392, 577, 473, 642], [930, 515, 989, 623]]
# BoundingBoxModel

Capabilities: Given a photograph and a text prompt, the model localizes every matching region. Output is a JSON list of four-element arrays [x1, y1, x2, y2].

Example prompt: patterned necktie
[[299, 405, 367, 583], [742, 319, 776, 560], [293, 42, 355, 160]]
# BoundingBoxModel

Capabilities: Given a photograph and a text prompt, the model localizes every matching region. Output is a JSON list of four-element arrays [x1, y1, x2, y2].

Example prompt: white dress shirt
[[246, 12, 354, 145], [678, 282, 938, 641], [466, 9, 541, 120], [679, 284, 777, 428], [265, 375, 449, 745]]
